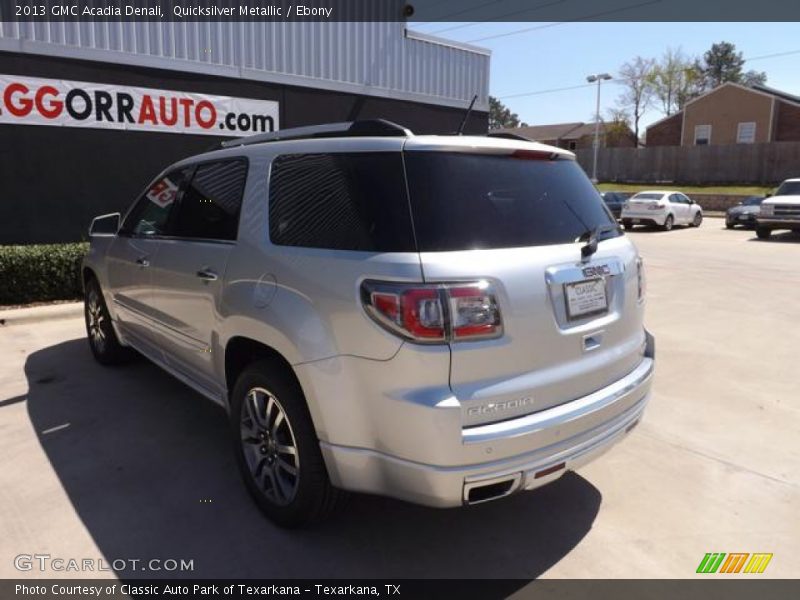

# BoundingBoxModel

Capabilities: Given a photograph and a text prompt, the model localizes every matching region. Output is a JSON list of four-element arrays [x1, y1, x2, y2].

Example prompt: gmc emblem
[[582, 264, 611, 278]]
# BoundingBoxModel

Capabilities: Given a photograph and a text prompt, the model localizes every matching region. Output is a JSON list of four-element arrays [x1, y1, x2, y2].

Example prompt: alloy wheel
[[240, 387, 300, 506], [86, 289, 107, 353]]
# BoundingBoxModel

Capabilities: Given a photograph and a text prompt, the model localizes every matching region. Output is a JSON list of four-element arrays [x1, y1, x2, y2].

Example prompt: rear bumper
[[319, 351, 654, 508], [621, 212, 666, 226]]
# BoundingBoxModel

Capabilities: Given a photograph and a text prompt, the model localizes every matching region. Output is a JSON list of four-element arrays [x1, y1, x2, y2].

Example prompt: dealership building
[[0, 22, 490, 244]]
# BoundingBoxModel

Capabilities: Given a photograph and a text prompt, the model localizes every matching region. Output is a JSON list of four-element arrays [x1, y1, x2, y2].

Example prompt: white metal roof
[[0, 21, 490, 110]]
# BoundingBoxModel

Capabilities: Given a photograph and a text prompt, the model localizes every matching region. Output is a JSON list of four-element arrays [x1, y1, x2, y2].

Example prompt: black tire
[[84, 278, 133, 365], [662, 215, 674, 231], [725, 219, 735, 229], [622, 220, 634, 230], [231, 360, 345, 528], [756, 226, 772, 240], [692, 212, 703, 228]]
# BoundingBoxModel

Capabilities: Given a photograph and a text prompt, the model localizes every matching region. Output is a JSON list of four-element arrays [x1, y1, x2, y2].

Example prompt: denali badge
[[468, 397, 534, 417], [582, 264, 611, 278]]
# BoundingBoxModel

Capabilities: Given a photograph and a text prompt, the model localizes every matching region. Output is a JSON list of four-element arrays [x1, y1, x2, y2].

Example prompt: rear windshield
[[404, 152, 618, 252], [631, 193, 663, 200]]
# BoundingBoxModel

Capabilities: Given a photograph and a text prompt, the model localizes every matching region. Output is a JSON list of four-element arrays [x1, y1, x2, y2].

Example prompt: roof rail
[[221, 119, 413, 148]]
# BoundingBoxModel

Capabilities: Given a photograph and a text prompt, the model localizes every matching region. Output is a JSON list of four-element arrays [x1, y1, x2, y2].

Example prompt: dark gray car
[[726, 196, 764, 229], [601, 191, 630, 219]]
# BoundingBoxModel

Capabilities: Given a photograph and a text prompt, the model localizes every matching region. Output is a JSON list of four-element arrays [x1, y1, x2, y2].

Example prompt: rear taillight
[[361, 280, 502, 344]]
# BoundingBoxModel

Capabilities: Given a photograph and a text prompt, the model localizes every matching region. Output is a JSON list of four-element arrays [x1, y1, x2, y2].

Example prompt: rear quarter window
[[268, 153, 415, 252]]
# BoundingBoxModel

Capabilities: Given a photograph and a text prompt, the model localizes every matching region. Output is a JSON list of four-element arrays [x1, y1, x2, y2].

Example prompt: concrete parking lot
[[0, 223, 797, 580]]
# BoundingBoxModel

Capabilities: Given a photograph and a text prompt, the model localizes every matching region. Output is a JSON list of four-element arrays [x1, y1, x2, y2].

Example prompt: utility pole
[[586, 73, 612, 183]]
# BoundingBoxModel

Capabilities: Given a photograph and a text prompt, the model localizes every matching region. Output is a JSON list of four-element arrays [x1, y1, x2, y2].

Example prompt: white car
[[621, 190, 703, 231], [755, 178, 800, 239]]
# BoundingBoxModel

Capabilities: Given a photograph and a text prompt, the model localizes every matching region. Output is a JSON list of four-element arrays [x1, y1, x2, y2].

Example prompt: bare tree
[[616, 56, 655, 147], [604, 108, 636, 146], [649, 48, 701, 116]]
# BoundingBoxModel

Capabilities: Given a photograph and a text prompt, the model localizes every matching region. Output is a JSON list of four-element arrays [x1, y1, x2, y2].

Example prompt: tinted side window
[[404, 152, 618, 251], [269, 153, 416, 252], [172, 159, 248, 241], [122, 169, 189, 236]]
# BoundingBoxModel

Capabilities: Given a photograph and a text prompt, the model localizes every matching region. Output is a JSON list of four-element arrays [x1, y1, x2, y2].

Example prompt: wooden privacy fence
[[575, 141, 800, 184]]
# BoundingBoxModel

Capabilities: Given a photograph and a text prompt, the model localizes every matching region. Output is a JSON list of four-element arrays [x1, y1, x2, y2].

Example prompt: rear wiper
[[579, 224, 620, 259]]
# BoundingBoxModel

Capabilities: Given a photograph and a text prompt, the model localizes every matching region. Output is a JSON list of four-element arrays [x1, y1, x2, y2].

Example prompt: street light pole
[[586, 73, 612, 183]]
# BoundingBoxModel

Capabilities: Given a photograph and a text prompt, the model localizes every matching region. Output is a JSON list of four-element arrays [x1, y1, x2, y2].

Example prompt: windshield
[[631, 193, 664, 201], [403, 152, 619, 251], [774, 181, 800, 196], [742, 196, 764, 206]]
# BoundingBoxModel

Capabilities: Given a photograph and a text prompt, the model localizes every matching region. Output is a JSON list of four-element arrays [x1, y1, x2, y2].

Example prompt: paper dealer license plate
[[564, 278, 608, 319]]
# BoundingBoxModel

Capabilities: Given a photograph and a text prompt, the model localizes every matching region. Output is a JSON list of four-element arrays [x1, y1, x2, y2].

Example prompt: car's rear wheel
[[231, 360, 344, 528], [725, 219, 735, 229], [622, 219, 634, 230], [692, 212, 703, 227], [756, 226, 772, 240], [662, 215, 674, 231], [84, 278, 132, 365]]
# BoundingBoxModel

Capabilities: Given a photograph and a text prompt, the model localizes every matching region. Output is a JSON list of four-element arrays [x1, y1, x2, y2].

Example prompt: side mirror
[[765, 193, 772, 198], [89, 213, 121, 236]]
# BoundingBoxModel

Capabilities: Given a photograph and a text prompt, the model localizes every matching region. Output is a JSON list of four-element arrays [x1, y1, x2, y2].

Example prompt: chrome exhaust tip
[[463, 473, 522, 505]]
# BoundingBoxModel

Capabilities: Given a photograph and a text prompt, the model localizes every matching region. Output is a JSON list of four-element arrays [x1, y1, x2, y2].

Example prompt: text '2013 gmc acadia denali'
[[83, 120, 655, 527]]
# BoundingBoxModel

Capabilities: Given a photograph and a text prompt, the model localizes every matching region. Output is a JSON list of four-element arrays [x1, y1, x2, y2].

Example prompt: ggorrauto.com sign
[[0, 74, 279, 136]]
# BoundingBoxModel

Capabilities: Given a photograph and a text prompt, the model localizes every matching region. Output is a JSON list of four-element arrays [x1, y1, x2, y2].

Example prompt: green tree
[[488, 96, 527, 129], [696, 41, 767, 89]]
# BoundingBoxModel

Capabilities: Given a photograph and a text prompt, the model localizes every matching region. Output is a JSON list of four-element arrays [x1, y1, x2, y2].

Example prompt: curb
[[0, 302, 83, 327]]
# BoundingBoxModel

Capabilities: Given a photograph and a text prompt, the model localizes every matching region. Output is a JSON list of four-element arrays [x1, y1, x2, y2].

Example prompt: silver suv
[[83, 120, 655, 527]]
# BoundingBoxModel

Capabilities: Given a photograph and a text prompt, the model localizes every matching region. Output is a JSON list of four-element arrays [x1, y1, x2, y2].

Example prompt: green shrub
[[0, 243, 89, 305]]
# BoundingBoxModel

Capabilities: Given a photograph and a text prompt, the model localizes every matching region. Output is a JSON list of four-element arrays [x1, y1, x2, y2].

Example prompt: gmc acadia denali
[[82, 120, 655, 527]]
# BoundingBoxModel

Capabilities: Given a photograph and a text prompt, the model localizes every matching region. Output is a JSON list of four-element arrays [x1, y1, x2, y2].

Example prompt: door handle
[[196, 269, 218, 281], [135, 256, 150, 267]]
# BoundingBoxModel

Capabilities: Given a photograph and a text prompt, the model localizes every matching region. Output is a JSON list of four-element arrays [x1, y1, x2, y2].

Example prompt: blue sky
[[409, 22, 800, 130]]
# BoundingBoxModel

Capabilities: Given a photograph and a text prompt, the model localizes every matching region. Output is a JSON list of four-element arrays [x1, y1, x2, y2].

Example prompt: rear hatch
[[403, 139, 646, 427]]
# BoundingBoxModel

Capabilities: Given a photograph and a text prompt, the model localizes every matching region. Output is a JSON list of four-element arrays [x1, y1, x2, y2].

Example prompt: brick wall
[[774, 101, 800, 142], [688, 194, 749, 211], [646, 113, 682, 146]]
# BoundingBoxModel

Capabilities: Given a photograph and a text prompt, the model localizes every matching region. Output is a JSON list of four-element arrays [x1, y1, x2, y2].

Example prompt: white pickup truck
[[756, 178, 800, 239]]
